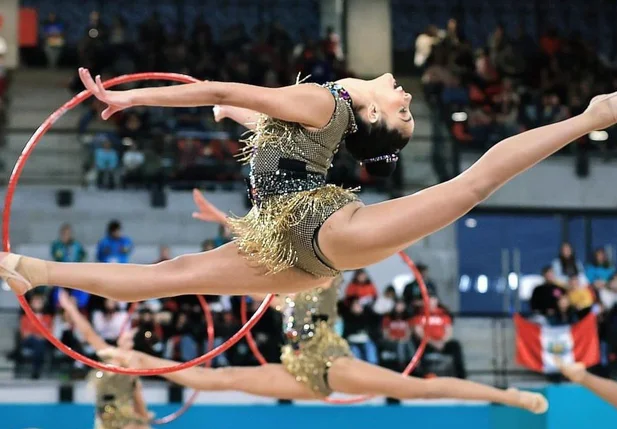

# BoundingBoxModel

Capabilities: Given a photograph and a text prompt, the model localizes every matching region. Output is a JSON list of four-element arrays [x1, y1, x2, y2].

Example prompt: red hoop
[[1, 72, 274, 375], [241, 251, 429, 404]]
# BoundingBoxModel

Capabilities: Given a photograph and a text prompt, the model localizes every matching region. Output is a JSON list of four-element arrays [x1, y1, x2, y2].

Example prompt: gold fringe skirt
[[228, 185, 358, 276]]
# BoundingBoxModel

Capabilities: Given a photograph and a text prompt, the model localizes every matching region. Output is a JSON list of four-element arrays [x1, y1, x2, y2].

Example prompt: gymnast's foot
[[585, 90, 617, 130], [508, 388, 548, 414], [0, 252, 48, 295]]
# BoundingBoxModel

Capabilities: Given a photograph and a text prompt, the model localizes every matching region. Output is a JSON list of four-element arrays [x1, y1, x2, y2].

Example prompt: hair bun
[[365, 160, 397, 177]]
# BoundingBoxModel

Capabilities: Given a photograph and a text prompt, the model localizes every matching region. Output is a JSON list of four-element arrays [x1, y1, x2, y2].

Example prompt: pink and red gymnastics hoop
[[241, 251, 429, 405], [1, 72, 274, 375]]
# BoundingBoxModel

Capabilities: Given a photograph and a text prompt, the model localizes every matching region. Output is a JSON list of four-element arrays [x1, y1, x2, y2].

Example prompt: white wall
[[346, 0, 392, 76], [0, 0, 19, 68]]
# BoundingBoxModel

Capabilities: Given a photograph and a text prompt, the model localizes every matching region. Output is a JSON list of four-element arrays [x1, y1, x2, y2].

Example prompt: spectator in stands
[[414, 25, 441, 70], [92, 299, 127, 343], [156, 245, 171, 263], [165, 312, 198, 361], [494, 78, 521, 138], [566, 275, 595, 312], [42, 12, 65, 68], [121, 142, 145, 188], [547, 292, 579, 326], [134, 307, 164, 357], [213, 224, 233, 248], [51, 224, 86, 264], [599, 274, 617, 311], [345, 269, 378, 305], [19, 294, 52, 379], [403, 263, 437, 309], [201, 239, 215, 252], [586, 247, 615, 288], [411, 290, 466, 379], [552, 242, 588, 287], [382, 300, 414, 370], [94, 139, 119, 189], [373, 285, 397, 315], [341, 298, 379, 365], [96, 220, 133, 264], [530, 266, 565, 321]]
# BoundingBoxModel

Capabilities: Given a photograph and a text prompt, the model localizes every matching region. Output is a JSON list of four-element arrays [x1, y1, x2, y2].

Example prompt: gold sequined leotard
[[280, 275, 351, 395], [229, 83, 360, 277], [89, 370, 150, 429]]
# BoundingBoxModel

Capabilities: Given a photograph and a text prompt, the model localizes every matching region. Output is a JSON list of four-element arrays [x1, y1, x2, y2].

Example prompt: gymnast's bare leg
[[99, 349, 546, 413], [318, 93, 617, 269]]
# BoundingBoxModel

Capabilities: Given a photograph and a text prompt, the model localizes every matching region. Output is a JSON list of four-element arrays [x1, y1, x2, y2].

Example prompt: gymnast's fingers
[[95, 75, 107, 97], [79, 68, 99, 95]]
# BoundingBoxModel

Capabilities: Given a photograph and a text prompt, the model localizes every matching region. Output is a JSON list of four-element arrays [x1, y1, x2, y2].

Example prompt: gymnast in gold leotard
[[58, 291, 151, 429]]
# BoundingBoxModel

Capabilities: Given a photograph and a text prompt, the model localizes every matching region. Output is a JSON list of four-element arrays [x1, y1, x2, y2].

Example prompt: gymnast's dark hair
[[344, 111, 410, 177]]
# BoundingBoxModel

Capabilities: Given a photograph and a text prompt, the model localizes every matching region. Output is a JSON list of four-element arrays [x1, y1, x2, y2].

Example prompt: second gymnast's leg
[[0, 243, 323, 300], [319, 93, 617, 269], [328, 358, 547, 413]]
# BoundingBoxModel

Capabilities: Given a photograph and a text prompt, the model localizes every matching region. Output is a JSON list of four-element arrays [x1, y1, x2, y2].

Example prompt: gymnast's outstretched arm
[[559, 361, 617, 408], [77, 68, 334, 128], [58, 289, 109, 352]]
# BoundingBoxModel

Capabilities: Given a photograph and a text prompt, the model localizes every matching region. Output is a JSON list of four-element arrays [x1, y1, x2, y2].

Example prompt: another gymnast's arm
[[132, 379, 150, 419], [559, 360, 617, 408], [213, 105, 260, 130], [58, 289, 109, 352], [78, 68, 333, 128], [99, 349, 212, 391]]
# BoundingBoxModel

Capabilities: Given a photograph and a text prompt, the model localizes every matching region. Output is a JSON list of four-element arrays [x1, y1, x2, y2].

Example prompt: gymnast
[[96, 273, 547, 413], [2, 68, 617, 302], [57, 290, 152, 429]]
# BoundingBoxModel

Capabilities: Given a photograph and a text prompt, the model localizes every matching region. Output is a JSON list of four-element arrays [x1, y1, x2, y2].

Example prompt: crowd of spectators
[[418, 18, 617, 181], [340, 267, 467, 378], [529, 242, 617, 378], [9, 221, 464, 381], [30, 10, 397, 192]]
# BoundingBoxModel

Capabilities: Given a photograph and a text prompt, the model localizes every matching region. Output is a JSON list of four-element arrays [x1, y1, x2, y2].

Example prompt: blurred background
[[1, 0, 617, 428]]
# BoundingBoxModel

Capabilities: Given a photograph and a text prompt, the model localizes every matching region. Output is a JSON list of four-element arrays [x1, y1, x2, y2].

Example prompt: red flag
[[514, 313, 600, 373]]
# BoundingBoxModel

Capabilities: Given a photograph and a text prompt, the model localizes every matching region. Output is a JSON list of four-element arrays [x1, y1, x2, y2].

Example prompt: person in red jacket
[[19, 294, 53, 379], [410, 292, 467, 378], [345, 269, 378, 305]]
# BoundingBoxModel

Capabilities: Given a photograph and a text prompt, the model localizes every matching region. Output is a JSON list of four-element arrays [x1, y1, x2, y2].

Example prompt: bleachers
[[391, 0, 617, 58], [21, 0, 321, 44]]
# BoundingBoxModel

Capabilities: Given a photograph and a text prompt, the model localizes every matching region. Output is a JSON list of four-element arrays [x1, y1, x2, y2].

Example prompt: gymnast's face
[[368, 73, 415, 138]]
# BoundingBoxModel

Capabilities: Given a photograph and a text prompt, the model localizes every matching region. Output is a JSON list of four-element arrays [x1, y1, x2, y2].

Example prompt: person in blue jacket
[[96, 220, 133, 264], [586, 247, 615, 286], [50, 224, 90, 308]]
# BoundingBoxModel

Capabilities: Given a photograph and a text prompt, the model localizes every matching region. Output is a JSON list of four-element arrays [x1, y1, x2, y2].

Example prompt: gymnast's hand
[[79, 67, 133, 120], [98, 347, 142, 368], [212, 105, 227, 123], [191, 189, 227, 225], [57, 289, 77, 311]]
